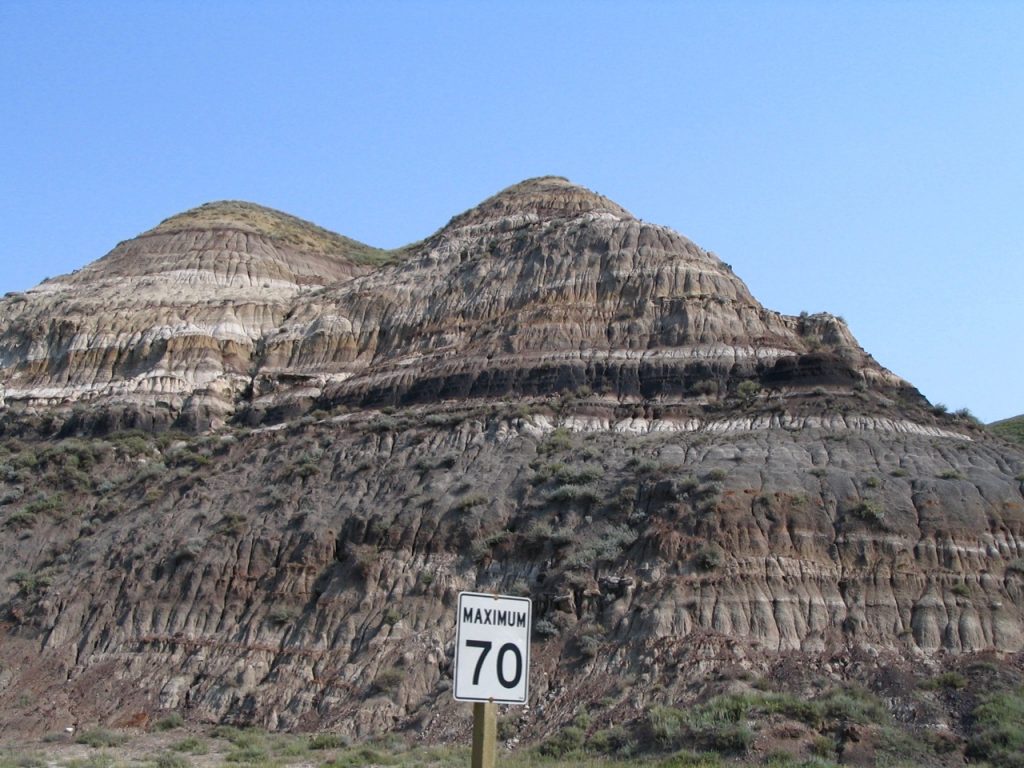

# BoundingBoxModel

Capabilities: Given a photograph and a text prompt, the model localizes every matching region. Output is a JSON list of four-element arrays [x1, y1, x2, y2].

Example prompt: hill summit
[[441, 175, 633, 229]]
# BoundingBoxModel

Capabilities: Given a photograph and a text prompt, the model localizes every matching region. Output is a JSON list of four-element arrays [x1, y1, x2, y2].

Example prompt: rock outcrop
[[1, 178, 909, 428], [0, 177, 1022, 743], [0, 201, 388, 431]]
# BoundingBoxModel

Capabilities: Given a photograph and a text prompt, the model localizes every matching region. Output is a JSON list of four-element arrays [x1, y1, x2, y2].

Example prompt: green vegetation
[[988, 414, 1024, 446], [451, 493, 488, 512], [3, 509, 37, 529], [310, 733, 349, 750], [534, 618, 559, 638], [150, 199, 403, 266], [537, 726, 586, 757], [849, 499, 885, 525], [736, 380, 761, 405], [152, 753, 188, 768], [562, 522, 637, 568], [919, 671, 967, 690], [965, 686, 1024, 767], [0, 753, 47, 768], [224, 744, 268, 763], [22, 492, 65, 517], [538, 427, 575, 454], [649, 686, 889, 758], [152, 713, 184, 731], [951, 581, 971, 597], [625, 456, 660, 474], [4, 697, 1003, 768], [650, 703, 753, 755], [267, 605, 300, 626], [60, 755, 115, 768], [372, 667, 405, 694], [74, 729, 125, 749], [170, 736, 208, 754], [534, 462, 603, 485], [548, 483, 601, 505], [694, 545, 723, 571]]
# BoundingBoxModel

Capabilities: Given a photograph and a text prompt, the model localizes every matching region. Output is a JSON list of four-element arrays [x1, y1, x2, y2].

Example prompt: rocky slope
[[0, 178, 1022, 756], [0, 201, 390, 431], [2, 178, 907, 428]]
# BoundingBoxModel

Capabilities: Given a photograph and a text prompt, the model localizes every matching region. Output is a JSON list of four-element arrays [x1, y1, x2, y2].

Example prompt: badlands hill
[[0, 178, 1022, 763]]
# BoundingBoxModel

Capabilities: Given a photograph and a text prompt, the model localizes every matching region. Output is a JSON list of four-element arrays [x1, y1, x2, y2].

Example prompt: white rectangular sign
[[453, 591, 532, 704]]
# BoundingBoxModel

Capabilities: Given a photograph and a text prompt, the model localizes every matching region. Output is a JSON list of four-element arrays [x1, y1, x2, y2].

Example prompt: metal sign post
[[454, 591, 532, 768]]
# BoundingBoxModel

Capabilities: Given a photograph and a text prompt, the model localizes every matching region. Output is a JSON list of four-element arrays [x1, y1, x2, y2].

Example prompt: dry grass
[[149, 200, 405, 266]]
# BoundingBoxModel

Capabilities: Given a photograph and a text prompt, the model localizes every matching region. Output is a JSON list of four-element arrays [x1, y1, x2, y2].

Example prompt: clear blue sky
[[1, 1, 1021, 422]]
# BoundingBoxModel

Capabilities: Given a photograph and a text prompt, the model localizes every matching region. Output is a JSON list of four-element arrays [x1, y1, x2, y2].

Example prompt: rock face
[[0, 201, 387, 431], [0, 177, 1022, 741], [1, 178, 906, 427]]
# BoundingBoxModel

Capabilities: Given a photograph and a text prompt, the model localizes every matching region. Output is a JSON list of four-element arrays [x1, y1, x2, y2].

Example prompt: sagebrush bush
[[309, 733, 349, 750], [153, 712, 184, 730], [153, 753, 188, 768], [918, 672, 967, 690], [587, 725, 633, 755], [533, 619, 558, 638], [850, 500, 885, 525], [694, 546, 723, 571], [75, 729, 125, 748], [536, 726, 584, 757]]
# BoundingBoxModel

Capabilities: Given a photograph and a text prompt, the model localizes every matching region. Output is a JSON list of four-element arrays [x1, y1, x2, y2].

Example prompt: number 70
[[465, 639, 523, 688]]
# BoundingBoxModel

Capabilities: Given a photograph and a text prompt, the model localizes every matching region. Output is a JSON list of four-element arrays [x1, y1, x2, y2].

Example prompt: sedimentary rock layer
[[0, 178, 909, 430], [0, 409, 1021, 738], [0, 177, 1021, 741]]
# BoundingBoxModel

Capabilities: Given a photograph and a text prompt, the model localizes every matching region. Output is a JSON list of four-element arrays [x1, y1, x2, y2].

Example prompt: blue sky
[[1, 1, 1021, 422]]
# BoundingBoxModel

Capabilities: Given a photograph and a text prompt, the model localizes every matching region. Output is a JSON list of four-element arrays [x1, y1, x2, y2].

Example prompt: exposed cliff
[[0, 178, 1022, 754], [1, 178, 908, 429], [0, 201, 390, 431]]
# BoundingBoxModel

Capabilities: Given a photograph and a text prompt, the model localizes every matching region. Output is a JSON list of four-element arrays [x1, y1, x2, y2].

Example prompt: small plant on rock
[[695, 545, 724, 571], [850, 500, 885, 525], [919, 672, 967, 690], [534, 618, 559, 639], [372, 667, 404, 695], [737, 380, 761, 406]]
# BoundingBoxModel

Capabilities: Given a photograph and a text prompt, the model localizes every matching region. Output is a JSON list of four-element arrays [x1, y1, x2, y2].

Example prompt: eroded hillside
[[1, 178, 1023, 763]]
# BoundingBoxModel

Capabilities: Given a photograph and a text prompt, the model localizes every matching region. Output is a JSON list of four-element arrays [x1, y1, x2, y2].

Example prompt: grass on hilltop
[[989, 414, 1024, 447]]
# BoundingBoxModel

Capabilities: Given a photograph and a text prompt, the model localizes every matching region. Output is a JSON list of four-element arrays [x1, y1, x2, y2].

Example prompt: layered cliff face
[[0, 178, 1022, 746], [1, 177, 906, 428], [0, 201, 386, 431], [257, 177, 903, 417]]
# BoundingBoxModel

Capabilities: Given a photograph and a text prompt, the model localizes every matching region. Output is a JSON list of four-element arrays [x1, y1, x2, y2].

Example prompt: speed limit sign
[[453, 592, 532, 704]]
